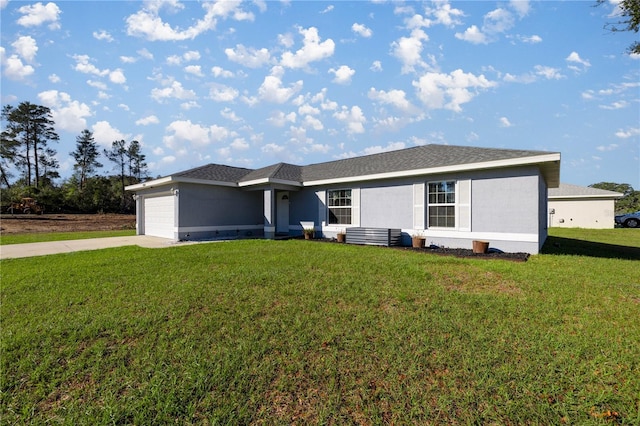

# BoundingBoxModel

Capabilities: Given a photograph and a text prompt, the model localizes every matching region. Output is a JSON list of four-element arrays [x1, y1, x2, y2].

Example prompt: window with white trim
[[428, 181, 456, 228], [328, 189, 352, 225]]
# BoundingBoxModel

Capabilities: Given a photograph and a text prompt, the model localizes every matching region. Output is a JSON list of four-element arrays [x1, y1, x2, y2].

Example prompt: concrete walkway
[[0, 236, 179, 260]]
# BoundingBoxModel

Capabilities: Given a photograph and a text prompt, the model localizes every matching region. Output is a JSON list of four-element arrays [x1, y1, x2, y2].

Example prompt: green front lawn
[[2, 231, 639, 424], [0, 229, 136, 245]]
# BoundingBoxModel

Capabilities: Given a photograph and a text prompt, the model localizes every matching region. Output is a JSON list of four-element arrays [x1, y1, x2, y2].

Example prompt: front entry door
[[276, 192, 289, 234]]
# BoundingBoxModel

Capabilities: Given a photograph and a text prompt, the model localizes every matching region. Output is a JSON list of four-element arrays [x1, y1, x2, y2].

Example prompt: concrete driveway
[[0, 236, 178, 260]]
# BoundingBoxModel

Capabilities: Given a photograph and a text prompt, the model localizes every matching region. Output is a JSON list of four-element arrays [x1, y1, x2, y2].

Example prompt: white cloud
[[257, 66, 303, 103], [455, 25, 488, 44], [262, 143, 285, 154], [93, 30, 114, 42], [425, 2, 465, 28], [614, 127, 640, 138], [320, 5, 334, 14], [368, 87, 416, 113], [519, 34, 542, 44], [12, 36, 38, 62], [180, 101, 200, 110], [225, 44, 271, 68], [362, 141, 406, 156], [333, 105, 366, 134], [138, 48, 154, 60], [352, 23, 372, 38], [510, 0, 531, 18], [302, 115, 324, 131], [596, 143, 619, 151], [136, 115, 160, 126], [164, 120, 232, 149], [268, 111, 297, 127], [413, 69, 496, 112], [299, 104, 320, 115], [600, 100, 629, 110], [212, 66, 234, 78], [220, 107, 241, 122], [329, 65, 355, 84], [370, 60, 383, 72], [48, 74, 60, 83], [73, 54, 109, 77], [17, 2, 61, 29], [126, 1, 254, 41], [278, 33, 295, 48], [87, 80, 108, 90], [230, 137, 249, 150], [499, 116, 512, 127], [209, 83, 239, 102], [185, 65, 204, 77], [37, 90, 93, 133], [183, 50, 201, 61], [534, 65, 564, 80], [390, 28, 429, 74], [0, 47, 35, 80], [566, 51, 591, 72], [92, 121, 130, 148], [109, 69, 126, 84], [151, 80, 197, 102], [281, 26, 335, 69], [483, 8, 515, 34]]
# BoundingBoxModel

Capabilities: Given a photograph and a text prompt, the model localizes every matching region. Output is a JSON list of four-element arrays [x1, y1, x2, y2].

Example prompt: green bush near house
[[1, 229, 639, 424]]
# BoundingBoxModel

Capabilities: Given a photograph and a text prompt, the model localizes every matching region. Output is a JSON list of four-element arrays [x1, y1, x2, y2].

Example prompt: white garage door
[[144, 196, 175, 239]]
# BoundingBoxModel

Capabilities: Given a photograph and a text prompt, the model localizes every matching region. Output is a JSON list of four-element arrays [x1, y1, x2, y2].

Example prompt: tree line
[[1, 101, 149, 214]]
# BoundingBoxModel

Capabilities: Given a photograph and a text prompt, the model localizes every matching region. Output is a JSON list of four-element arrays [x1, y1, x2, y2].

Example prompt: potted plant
[[336, 229, 346, 243], [303, 227, 315, 240], [472, 240, 489, 254], [411, 232, 425, 248]]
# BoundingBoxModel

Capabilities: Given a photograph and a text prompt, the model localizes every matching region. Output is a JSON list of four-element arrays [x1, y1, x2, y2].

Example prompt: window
[[328, 189, 352, 225], [428, 181, 456, 228]]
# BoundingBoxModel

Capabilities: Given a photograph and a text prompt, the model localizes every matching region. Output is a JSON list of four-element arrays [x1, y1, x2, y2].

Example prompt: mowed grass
[[1, 230, 639, 424], [0, 229, 136, 245]]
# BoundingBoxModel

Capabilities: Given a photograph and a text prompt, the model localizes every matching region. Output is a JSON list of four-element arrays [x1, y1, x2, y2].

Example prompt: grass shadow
[[542, 236, 640, 260]]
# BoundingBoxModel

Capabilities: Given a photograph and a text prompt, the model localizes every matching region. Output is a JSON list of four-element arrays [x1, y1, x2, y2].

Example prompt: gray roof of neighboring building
[[549, 183, 623, 199]]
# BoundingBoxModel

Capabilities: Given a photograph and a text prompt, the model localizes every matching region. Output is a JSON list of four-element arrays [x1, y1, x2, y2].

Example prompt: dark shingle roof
[[174, 163, 253, 182], [239, 162, 302, 183], [301, 144, 553, 181], [155, 144, 558, 187]]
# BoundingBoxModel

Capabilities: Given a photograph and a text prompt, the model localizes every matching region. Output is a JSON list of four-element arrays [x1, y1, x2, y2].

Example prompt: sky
[[1, 0, 639, 188]]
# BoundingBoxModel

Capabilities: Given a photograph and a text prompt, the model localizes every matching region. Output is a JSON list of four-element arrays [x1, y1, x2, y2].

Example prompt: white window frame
[[427, 180, 457, 229], [327, 189, 353, 225]]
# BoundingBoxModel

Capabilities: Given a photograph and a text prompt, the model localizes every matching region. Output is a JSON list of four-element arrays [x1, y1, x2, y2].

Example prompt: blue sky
[[1, 0, 638, 188]]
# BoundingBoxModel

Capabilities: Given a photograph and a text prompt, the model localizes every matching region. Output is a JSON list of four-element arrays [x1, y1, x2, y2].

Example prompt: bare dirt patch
[[0, 214, 136, 235]]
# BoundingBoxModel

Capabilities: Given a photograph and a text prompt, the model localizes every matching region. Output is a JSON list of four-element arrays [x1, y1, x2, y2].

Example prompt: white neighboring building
[[548, 183, 623, 229]]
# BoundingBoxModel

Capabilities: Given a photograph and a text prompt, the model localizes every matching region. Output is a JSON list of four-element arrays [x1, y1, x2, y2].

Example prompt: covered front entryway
[[143, 195, 175, 239], [276, 191, 290, 234]]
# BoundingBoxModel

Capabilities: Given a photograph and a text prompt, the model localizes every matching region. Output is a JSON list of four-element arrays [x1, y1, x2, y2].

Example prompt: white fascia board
[[238, 178, 302, 188], [126, 177, 173, 191], [126, 176, 238, 191], [302, 153, 561, 187]]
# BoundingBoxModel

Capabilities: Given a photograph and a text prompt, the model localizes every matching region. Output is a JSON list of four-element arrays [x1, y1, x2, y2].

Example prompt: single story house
[[126, 144, 561, 254], [548, 183, 623, 229]]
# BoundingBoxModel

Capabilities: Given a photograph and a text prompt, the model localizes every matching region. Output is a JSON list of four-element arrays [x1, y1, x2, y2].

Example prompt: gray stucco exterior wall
[[176, 183, 263, 240], [290, 166, 546, 253]]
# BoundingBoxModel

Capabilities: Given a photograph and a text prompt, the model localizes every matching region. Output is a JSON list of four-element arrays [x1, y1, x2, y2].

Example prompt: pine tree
[[0, 101, 59, 188], [71, 129, 102, 190]]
